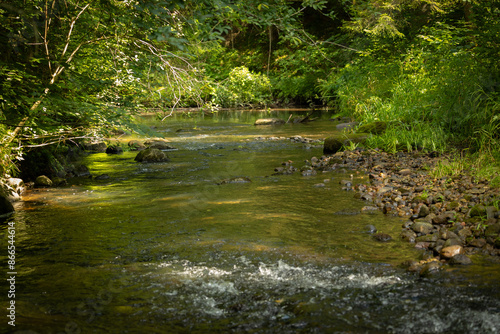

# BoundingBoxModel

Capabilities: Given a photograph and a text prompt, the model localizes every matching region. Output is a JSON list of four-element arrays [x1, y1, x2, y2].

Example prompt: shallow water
[[2, 110, 500, 333]]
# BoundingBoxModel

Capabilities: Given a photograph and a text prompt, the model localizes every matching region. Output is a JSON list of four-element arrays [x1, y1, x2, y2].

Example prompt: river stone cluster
[[294, 149, 499, 269]]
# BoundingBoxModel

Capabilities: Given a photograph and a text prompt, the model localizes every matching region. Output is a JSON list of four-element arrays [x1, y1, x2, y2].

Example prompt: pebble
[[273, 148, 500, 265]]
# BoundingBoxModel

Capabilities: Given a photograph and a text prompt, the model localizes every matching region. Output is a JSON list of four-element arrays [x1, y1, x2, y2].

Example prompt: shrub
[[213, 66, 272, 107]]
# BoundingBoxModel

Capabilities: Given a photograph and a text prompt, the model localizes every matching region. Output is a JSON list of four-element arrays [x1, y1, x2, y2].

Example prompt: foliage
[[1, 0, 499, 181], [213, 66, 272, 107]]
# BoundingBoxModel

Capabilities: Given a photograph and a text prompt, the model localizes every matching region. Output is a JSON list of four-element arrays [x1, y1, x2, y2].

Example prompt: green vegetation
[[0, 0, 498, 181]]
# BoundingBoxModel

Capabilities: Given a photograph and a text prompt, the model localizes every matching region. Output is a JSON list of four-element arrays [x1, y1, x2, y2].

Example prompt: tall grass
[[320, 29, 499, 182]]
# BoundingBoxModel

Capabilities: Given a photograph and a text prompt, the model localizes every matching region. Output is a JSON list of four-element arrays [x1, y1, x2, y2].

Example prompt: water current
[[1, 110, 500, 333]]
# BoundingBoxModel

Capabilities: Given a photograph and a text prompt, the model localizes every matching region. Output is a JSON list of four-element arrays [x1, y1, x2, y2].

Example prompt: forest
[[1, 0, 499, 183]]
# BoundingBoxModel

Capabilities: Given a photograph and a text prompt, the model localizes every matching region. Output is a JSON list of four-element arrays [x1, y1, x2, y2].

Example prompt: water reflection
[[2, 109, 500, 333]]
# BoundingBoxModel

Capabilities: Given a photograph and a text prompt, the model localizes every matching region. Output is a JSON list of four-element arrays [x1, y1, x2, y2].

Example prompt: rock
[[411, 220, 434, 234], [365, 225, 377, 234], [357, 121, 387, 135], [323, 133, 368, 155], [336, 122, 358, 131], [95, 174, 111, 180], [0, 190, 14, 215], [440, 245, 464, 258], [419, 261, 441, 276], [468, 238, 487, 248], [51, 177, 67, 186], [418, 204, 430, 217], [219, 177, 252, 184], [106, 145, 123, 154], [144, 139, 176, 150], [128, 140, 146, 151], [443, 238, 463, 248], [134, 148, 169, 163], [5, 178, 25, 196], [361, 206, 379, 214], [254, 118, 285, 126], [401, 229, 417, 243], [398, 168, 412, 176], [469, 205, 487, 217], [84, 141, 107, 153], [486, 206, 498, 220], [373, 233, 392, 242], [1, 178, 24, 202], [415, 241, 431, 250], [432, 212, 455, 225], [74, 165, 91, 177], [35, 175, 53, 187], [449, 254, 472, 265], [416, 233, 439, 242]]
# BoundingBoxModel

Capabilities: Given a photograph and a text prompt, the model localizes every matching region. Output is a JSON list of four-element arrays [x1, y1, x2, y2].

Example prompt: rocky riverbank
[[276, 147, 500, 273]]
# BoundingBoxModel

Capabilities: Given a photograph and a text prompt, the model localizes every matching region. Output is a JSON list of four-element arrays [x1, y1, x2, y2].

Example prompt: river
[[2, 109, 500, 333]]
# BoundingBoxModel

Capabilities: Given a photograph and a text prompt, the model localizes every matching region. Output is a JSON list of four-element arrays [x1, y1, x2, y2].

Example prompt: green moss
[[323, 133, 368, 154]]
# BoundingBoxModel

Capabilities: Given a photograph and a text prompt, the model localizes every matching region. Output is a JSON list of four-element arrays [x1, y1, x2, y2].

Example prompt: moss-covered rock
[[106, 145, 123, 154], [323, 133, 368, 154], [469, 205, 487, 217], [35, 175, 53, 187], [83, 141, 107, 153], [134, 148, 169, 163], [357, 121, 387, 135]]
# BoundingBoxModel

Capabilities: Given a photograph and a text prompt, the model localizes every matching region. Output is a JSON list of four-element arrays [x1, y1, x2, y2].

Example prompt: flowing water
[[2, 110, 500, 333]]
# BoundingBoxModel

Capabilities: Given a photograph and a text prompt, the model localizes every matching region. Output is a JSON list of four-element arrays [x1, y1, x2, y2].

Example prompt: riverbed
[[2, 109, 500, 333]]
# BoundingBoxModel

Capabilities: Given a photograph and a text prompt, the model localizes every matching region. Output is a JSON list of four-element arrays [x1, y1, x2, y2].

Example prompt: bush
[[213, 66, 272, 107]]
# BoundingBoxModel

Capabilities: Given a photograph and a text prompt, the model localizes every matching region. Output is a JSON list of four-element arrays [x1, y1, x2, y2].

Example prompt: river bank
[[290, 148, 500, 273]]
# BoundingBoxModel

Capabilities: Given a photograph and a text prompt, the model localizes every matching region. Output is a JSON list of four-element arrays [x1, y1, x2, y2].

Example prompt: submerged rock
[[254, 118, 285, 126], [449, 254, 472, 265], [373, 233, 393, 242], [218, 177, 252, 185], [134, 148, 169, 163]]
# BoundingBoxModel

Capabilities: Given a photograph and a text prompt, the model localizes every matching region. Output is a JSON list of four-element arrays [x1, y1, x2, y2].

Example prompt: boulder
[[134, 148, 169, 163], [35, 175, 53, 187], [106, 145, 123, 154], [51, 177, 67, 186], [0, 190, 14, 215], [128, 140, 146, 151], [323, 133, 368, 154], [1, 178, 24, 202], [254, 118, 285, 126], [357, 121, 387, 135], [74, 165, 91, 177], [83, 141, 107, 153], [145, 139, 176, 150]]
